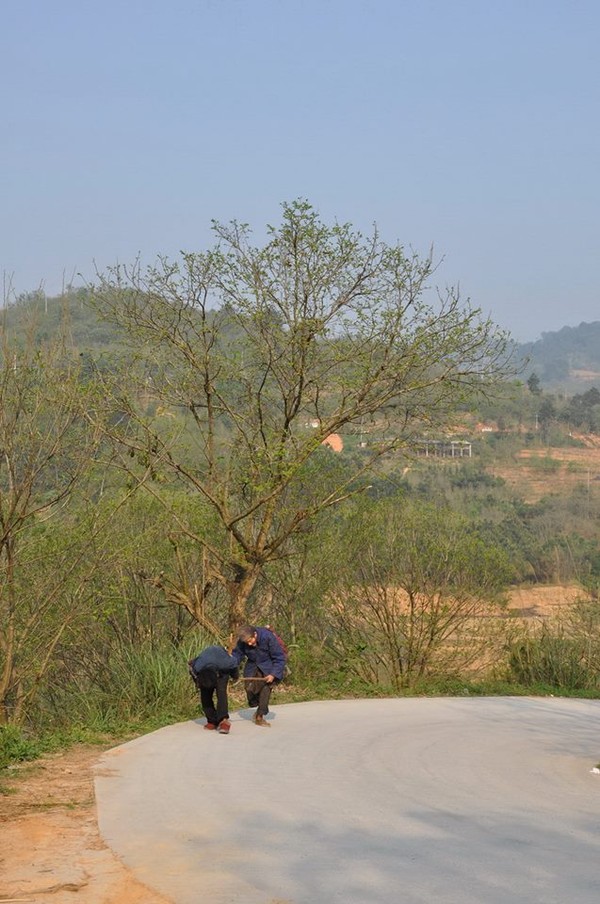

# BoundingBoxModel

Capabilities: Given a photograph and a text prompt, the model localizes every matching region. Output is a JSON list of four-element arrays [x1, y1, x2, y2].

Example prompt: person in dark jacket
[[189, 645, 239, 734], [231, 625, 287, 727]]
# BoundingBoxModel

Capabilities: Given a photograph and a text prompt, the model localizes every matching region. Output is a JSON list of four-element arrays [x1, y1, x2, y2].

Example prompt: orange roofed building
[[321, 433, 343, 453]]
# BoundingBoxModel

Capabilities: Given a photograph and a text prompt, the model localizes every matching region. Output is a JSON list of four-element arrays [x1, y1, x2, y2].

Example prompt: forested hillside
[[1, 287, 125, 351], [8, 288, 600, 392], [519, 321, 600, 389]]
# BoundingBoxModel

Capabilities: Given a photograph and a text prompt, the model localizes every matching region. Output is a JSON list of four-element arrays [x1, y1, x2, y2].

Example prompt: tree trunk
[[227, 564, 261, 634], [0, 620, 15, 725]]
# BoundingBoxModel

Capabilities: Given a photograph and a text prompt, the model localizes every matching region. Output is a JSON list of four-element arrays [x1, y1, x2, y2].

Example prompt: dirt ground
[[506, 583, 586, 618], [491, 438, 600, 502], [0, 744, 171, 904]]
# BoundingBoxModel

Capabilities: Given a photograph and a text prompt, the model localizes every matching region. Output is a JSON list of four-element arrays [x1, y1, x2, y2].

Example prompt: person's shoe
[[204, 722, 217, 730], [218, 719, 231, 734], [253, 714, 271, 728]]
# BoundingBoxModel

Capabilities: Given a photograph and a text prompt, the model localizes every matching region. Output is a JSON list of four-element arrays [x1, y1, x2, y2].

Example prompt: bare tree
[[90, 200, 515, 631], [332, 499, 513, 688]]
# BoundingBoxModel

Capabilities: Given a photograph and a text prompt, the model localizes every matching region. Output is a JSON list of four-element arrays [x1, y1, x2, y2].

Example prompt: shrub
[[508, 630, 592, 690]]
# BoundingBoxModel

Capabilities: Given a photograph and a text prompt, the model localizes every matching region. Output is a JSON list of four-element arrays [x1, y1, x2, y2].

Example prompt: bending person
[[232, 625, 287, 727], [189, 645, 239, 734]]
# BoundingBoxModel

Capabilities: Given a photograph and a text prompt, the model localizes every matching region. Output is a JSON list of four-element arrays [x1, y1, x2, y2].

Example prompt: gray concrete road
[[95, 697, 600, 903]]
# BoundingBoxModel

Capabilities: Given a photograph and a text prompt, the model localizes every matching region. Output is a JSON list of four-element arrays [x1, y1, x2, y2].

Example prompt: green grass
[[522, 454, 562, 473], [0, 724, 50, 770]]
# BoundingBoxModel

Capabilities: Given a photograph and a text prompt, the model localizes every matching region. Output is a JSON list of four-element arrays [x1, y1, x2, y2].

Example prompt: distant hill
[[517, 321, 600, 391], [3, 291, 600, 394], [1, 289, 126, 352]]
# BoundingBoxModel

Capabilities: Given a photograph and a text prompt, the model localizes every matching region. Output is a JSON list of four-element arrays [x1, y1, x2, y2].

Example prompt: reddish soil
[[506, 583, 587, 618], [491, 442, 600, 502], [0, 744, 171, 904]]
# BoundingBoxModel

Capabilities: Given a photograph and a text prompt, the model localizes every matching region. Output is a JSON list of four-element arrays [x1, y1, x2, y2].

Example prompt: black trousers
[[246, 669, 280, 716], [200, 673, 230, 725]]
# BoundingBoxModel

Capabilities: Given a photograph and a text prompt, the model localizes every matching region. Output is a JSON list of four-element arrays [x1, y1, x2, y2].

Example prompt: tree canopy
[[91, 200, 515, 630]]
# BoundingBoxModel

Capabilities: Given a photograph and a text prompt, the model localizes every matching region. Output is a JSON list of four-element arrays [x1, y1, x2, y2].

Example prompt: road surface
[[95, 697, 600, 903]]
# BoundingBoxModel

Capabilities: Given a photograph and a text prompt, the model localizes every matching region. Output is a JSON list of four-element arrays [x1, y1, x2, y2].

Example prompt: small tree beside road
[[332, 498, 514, 689]]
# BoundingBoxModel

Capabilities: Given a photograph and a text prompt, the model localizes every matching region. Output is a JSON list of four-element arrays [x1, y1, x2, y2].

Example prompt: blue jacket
[[191, 645, 239, 678], [232, 627, 287, 681]]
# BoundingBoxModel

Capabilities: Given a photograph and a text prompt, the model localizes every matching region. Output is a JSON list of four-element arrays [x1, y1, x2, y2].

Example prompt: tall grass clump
[[508, 627, 594, 691], [38, 632, 214, 733], [507, 599, 600, 692]]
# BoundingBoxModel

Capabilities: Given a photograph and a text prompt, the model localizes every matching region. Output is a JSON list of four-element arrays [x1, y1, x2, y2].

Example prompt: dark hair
[[238, 624, 257, 643]]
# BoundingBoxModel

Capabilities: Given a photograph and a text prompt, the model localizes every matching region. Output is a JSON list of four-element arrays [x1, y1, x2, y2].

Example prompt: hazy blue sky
[[2, 0, 598, 341]]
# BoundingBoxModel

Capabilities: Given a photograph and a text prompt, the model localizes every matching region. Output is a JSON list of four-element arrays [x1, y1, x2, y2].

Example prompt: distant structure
[[322, 433, 343, 453], [305, 417, 344, 452], [417, 440, 472, 458]]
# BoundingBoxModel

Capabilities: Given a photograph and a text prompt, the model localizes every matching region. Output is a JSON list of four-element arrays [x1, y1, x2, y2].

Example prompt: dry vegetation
[[491, 440, 600, 502]]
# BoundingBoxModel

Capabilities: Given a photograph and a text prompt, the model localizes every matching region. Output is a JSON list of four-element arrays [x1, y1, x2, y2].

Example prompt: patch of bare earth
[[491, 443, 600, 502], [506, 584, 587, 618], [0, 744, 170, 904]]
